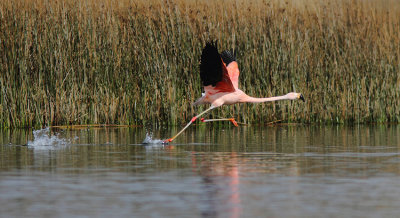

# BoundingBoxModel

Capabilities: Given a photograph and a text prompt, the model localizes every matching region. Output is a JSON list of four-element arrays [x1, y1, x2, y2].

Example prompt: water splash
[[27, 127, 70, 150], [142, 132, 164, 144]]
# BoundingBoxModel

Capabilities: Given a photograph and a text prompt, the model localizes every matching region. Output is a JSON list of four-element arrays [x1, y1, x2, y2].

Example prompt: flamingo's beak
[[299, 94, 305, 102]]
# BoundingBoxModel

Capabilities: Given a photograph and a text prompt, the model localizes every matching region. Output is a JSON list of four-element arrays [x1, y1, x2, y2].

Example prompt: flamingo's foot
[[163, 138, 173, 144], [201, 117, 239, 126], [229, 118, 239, 127]]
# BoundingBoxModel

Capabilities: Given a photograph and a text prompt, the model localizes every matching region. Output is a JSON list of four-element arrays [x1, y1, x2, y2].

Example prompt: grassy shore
[[0, 0, 399, 128]]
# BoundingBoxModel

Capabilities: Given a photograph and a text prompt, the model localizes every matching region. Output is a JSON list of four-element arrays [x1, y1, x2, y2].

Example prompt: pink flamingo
[[164, 41, 304, 143]]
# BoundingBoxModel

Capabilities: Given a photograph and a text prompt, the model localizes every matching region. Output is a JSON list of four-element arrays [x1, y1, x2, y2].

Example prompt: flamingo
[[164, 41, 304, 143]]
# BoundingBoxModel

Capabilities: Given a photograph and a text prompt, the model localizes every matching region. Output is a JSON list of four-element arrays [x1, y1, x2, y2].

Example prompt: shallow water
[[1, 125, 400, 218]]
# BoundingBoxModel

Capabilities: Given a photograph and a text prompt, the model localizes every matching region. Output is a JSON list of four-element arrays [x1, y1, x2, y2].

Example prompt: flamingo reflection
[[191, 152, 241, 218]]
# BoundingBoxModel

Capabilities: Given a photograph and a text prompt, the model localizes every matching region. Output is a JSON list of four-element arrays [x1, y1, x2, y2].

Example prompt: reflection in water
[[192, 152, 241, 218], [0, 125, 400, 217]]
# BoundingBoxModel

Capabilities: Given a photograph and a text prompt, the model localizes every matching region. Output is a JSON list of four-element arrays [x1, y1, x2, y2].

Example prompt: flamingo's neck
[[243, 95, 288, 103]]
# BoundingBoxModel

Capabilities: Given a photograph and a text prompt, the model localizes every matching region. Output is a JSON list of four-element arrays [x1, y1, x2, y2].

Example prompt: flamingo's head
[[286, 92, 305, 102]]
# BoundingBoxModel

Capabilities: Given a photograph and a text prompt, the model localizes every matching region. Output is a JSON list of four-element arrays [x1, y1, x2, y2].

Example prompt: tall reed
[[0, 0, 399, 128]]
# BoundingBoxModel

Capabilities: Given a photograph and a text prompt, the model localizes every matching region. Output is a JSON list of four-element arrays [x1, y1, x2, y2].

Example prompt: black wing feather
[[200, 41, 222, 87], [221, 49, 236, 66]]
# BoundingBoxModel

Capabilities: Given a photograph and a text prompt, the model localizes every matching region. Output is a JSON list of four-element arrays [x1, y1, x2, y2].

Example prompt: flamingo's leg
[[164, 106, 216, 143], [200, 118, 239, 127]]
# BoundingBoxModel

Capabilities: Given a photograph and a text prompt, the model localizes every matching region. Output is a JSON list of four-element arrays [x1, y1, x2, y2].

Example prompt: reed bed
[[0, 0, 400, 128]]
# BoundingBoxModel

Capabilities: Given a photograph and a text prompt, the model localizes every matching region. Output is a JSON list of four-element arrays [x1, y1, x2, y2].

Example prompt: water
[[1, 125, 400, 218]]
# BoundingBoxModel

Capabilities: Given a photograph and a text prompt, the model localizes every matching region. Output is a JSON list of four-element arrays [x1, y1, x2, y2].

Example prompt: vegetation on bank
[[0, 0, 399, 128]]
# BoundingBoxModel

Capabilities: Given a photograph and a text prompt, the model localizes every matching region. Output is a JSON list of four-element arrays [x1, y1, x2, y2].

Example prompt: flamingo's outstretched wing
[[200, 42, 235, 93], [221, 50, 240, 89]]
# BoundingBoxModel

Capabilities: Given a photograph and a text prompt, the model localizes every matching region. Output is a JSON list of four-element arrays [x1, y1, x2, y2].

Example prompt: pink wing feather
[[221, 50, 240, 89], [225, 61, 240, 89]]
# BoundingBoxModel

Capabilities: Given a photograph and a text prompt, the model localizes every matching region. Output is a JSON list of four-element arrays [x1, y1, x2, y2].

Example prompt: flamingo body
[[195, 41, 304, 108], [194, 87, 247, 107]]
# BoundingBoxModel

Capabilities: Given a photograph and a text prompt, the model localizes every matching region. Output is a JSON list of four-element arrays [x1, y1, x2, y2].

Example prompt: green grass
[[0, 0, 400, 128]]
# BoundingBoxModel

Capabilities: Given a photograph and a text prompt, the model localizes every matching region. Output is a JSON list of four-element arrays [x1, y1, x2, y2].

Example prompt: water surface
[[1, 125, 400, 217]]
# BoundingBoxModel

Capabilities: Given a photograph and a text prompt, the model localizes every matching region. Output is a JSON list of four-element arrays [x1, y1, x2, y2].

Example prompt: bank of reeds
[[0, 0, 400, 128]]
